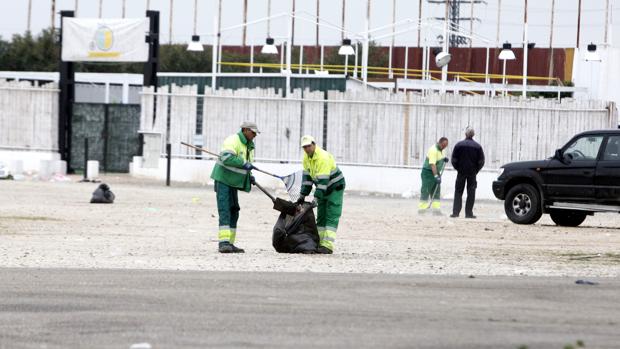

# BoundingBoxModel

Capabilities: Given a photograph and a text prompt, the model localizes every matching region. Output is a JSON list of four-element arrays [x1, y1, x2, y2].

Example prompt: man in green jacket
[[210, 121, 259, 253], [418, 137, 449, 215], [297, 135, 346, 254]]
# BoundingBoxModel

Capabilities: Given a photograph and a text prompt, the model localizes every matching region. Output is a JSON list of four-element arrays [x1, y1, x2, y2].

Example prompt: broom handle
[[180, 142, 220, 157], [252, 181, 276, 202], [181, 142, 283, 179]]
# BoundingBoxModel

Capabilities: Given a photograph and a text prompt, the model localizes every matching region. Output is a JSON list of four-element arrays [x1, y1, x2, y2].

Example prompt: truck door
[[595, 135, 620, 204], [542, 135, 603, 201]]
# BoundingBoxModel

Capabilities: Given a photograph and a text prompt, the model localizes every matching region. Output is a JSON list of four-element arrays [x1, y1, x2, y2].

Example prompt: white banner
[[61, 18, 149, 62]]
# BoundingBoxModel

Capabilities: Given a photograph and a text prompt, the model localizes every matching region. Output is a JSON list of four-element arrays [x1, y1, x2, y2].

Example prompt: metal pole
[[441, 0, 449, 94], [169, 0, 174, 43], [27, 0, 32, 32], [341, 0, 346, 40], [469, 0, 474, 47], [211, 15, 219, 92], [292, 0, 296, 45], [316, 0, 320, 47], [417, 0, 422, 46], [320, 45, 324, 71], [485, 45, 490, 90], [242, 0, 248, 46], [344, 54, 349, 75], [388, 46, 393, 79], [74, 0, 79, 15], [390, 0, 395, 79], [99, 0, 103, 18], [286, 14, 293, 95], [502, 59, 507, 96], [299, 45, 304, 74], [166, 143, 171, 186], [362, 0, 370, 86], [250, 45, 254, 73], [522, 0, 528, 98], [404, 46, 409, 79], [354, 42, 359, 78], [217, 0, 222, 72], [51, 0, 56, 30], [604, 0, 610, 45], [267, 0, 272, 36], [193, 0, 198, 35], [146, 0, 150, 10], [122, 0, 126, 18], [548, 0, 555, 82], [576, 0, 582, 48], [84, 138, 88, 180], [496, 0, 501, 45]]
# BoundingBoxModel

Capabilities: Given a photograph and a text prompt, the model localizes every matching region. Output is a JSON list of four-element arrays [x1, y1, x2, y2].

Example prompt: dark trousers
[[453, 172, 477, 216]]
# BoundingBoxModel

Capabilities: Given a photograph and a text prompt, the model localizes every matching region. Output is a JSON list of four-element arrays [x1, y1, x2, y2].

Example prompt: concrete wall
[[130, 156, 499, 200]]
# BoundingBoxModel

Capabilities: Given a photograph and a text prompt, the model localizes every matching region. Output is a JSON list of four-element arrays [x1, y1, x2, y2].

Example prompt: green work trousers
[[215, 181, 240, 244], [316, 187, 344, 251]]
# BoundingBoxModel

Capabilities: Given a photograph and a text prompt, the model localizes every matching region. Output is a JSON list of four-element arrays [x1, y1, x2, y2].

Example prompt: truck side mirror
[[554, 149, 563, 161]]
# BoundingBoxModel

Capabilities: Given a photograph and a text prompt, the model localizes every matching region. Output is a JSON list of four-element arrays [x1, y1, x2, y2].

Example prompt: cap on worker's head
[[240, 121, 260, 134], [300, 135, 316, 147]]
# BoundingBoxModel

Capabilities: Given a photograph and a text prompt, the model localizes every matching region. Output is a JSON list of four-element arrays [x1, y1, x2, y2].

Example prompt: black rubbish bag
[[272, 201, 319, 253], [90, 183, 115, 204]]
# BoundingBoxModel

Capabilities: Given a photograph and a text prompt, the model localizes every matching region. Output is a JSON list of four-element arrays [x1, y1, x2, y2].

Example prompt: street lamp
[[499, 42, 515, 96], [261, 37, 278, 55], [339, 38, 355, 75], [585, 42, 601, 62], [187, 35, 203, 52]]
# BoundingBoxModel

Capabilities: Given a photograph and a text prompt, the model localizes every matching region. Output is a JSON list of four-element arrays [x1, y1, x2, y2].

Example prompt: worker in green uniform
[[297, 135, 346, 254], [418, 137, 449, 215], [210, 121, 259, 253]]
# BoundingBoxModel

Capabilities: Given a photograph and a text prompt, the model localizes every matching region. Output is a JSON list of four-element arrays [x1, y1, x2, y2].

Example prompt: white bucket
[[87, 160, 99, 180], [39, 160, 53, 180]]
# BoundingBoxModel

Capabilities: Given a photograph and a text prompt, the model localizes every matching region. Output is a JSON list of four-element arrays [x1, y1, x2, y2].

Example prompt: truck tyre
[[549, 210, 587, 227], [504, 183, 542, 225]]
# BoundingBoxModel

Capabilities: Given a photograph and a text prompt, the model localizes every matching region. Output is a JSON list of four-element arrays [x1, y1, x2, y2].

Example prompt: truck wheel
[[504, 184, 542, 224], [549, 210, 587, 227]]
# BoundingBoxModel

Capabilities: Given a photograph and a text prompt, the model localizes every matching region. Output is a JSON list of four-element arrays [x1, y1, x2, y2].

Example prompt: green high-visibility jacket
[[422, 144, 447, 173], [300, 146, 345, 199], [210, 131, 255, 192]]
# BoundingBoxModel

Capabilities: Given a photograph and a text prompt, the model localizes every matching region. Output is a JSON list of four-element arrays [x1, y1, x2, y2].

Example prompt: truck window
[[602, 136, 620, 161], [564, 136, 603, 160]]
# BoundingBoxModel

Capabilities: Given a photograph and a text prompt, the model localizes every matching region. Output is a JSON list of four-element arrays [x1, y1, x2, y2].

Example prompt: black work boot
[[219, 242, 234, 253], [230, 244, 245, 253], [316, 246, 333, 254], [219, 242, 244, 253]]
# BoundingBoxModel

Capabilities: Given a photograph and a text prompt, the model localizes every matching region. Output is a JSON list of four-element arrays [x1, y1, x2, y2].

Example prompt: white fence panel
[[142, 85, 616, 168], [0, 80, 59, 151]]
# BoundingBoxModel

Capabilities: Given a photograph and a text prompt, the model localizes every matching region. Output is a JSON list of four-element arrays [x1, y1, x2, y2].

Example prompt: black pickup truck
[[493, 129, 620, 226]]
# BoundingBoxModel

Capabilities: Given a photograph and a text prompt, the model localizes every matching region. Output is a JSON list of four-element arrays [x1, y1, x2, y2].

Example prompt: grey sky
[[0, 0, 618, 48]]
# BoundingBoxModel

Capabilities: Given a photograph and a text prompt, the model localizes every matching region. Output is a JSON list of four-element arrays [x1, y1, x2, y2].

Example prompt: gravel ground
[[1, 175, 619, 276]]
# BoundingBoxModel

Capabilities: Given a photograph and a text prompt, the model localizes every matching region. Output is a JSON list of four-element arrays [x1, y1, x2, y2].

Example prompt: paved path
[[0, 268, 618, 349]]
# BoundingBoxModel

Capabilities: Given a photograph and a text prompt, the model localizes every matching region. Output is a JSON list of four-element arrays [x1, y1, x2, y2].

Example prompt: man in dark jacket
[[450, 127, 485, 218]]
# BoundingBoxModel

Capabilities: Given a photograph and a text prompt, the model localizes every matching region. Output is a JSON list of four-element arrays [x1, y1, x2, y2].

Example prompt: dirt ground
[[1, 175, 619, 277]]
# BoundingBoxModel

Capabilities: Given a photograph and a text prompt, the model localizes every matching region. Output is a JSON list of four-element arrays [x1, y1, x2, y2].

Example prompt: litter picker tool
[[181, 142, 304, 201], [427, 164, 446, 210]]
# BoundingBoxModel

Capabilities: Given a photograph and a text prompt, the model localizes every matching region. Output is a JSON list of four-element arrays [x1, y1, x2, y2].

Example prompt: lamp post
[[339, 38, 355, 76], [499, 42, 516, 96]]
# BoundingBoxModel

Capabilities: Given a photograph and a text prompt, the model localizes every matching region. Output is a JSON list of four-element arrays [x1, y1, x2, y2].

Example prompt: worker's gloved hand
[[242, 162, 254, 171], [296, 196, 305, 205], [443, 157, 449, 163], [435, 175, 442, 184], [250, 175, 256, 185]]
